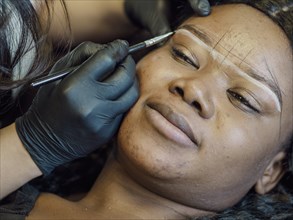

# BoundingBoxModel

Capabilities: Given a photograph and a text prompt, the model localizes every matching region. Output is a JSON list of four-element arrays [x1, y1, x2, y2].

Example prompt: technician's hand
[[124, 0, 210, 36], [16, 40, 139, 175]]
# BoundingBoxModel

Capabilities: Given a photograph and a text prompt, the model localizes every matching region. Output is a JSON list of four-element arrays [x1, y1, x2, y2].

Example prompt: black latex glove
[[16, 40, 139, 175], [125, 0, 211, 36]]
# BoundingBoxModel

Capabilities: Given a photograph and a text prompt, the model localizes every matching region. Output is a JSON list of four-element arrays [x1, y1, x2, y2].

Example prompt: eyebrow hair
[[245, 65, 282, 107], [178, 24, 214, 46], [178, 24, 282, 108]]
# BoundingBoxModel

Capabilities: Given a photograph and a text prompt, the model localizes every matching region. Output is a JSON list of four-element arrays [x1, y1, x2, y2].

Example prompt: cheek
[[209, 123, 277, 182], [137, 52, 164, 78], [136, 51, 176, 92], [117, 111, 144, 169], [188, 127, 274, 207]]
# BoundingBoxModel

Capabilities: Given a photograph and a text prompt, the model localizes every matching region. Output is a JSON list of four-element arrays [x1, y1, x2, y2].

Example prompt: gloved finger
[[93, 78, 139, 118], [69, 40, 129, 82], [35, 70, 64, 102], [98, 114, 124, 142], [106, 79, 139, 117], [35, 80, 57, 100], [99, 56, 136, 100], [52, 42, 105, 72], [187, 0, 211, 16], [39, 42, 109, 98]]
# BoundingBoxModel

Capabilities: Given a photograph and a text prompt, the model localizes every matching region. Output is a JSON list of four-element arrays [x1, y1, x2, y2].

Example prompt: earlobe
[[254, 151, 286, 195]]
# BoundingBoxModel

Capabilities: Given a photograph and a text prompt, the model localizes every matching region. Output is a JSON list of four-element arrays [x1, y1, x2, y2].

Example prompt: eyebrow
[[178, 24, 214, 47], [244, 66, 282, 107], [177, 24, 282, 108]]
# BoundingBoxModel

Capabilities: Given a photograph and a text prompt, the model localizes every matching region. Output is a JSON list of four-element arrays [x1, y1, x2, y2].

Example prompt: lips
[[147, 102, 198, 146]]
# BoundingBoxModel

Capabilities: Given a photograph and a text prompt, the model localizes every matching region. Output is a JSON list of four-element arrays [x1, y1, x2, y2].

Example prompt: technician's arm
[[36, 0, 210, 46], [0, 124, 42, 200], [43, 0, 138, 45]]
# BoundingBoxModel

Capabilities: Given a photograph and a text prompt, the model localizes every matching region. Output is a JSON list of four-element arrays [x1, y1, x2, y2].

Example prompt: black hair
[[174, 0, 293, 219], [0, 0, 70, 120]]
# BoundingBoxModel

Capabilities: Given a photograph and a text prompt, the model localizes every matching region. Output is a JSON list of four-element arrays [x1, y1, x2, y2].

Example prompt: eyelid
[[227, 88, 261, 113], [171, 44, 200, 69], [223, 67, 281, 113]]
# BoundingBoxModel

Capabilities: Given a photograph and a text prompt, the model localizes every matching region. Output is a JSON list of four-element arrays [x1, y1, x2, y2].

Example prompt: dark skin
[[27, 4, 293, 219]]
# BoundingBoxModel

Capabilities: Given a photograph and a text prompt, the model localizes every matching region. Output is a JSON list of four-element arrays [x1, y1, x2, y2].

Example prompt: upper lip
[[147, 102, 198, 146]]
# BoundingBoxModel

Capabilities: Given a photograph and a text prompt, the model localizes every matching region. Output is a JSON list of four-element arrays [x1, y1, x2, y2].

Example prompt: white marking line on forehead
[[175, 29, 281, 112]]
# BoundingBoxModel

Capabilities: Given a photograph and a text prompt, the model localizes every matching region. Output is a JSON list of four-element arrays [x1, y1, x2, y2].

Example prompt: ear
[[254, 151, 286, 195]]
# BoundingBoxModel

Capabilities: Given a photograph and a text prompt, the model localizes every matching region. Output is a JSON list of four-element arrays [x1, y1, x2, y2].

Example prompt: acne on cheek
[[138, 52, 167, 78], [138, 52, 163, 69], [136, 63, 159, 93], [150, 53, 164, 63]]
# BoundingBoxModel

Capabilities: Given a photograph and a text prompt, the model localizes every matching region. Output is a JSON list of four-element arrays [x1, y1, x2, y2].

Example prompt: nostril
[[192, 101, 202, 111], [175, 87, 184, 97]]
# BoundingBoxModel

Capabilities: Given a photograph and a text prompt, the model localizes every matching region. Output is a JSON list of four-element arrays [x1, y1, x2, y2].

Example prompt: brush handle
[[31, 32, 173, 87], [31, 44, 145, 87], [30, 67, 76, 87], [128, 42, 146, 53]]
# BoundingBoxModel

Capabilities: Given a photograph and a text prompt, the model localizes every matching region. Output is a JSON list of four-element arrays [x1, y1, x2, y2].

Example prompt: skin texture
[[27, 4, 293, 219], [117, 3, 293, 211]]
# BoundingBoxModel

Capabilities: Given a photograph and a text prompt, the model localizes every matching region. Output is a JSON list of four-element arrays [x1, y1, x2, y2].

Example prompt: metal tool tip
[[145, 31, 174, 47]]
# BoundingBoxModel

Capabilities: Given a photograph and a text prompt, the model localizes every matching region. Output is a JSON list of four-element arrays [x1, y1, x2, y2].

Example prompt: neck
[[79, 153, 214, 219]]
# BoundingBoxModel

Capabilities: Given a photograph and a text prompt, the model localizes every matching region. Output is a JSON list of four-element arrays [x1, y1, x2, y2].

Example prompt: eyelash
[[171, 46, 260, 114], [227, 89, 260, 113], [171, 47, 199, 69]]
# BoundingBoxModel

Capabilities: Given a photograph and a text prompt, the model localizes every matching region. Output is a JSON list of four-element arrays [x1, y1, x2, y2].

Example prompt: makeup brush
[[31, 32, 174, 87]]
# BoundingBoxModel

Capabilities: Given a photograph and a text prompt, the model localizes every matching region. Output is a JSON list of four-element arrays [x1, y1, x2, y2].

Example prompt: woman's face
[[117, 4, 293, 211]]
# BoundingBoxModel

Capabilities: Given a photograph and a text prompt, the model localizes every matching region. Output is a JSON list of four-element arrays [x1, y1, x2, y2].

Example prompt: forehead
[[181, 4, 290, 64]]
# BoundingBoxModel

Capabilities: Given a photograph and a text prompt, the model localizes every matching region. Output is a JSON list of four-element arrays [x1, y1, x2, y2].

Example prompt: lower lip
[[145, 106, 196, 148]]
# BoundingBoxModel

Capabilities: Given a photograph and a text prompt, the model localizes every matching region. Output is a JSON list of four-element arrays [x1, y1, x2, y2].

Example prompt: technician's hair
[[0, 0, 70, 116], [174, 0, 293, 219]]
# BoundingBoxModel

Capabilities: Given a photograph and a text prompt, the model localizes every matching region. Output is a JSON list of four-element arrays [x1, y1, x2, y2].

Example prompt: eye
[[227, 89, 260, 114], [171, 46, 199, 69]]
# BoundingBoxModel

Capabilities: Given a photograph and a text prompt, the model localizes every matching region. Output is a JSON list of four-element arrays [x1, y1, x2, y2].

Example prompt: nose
[[169, 77, 215, 119]]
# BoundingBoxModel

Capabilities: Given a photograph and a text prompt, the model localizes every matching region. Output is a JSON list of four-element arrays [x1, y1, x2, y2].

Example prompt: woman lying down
[[20, 0, 293, 219]]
